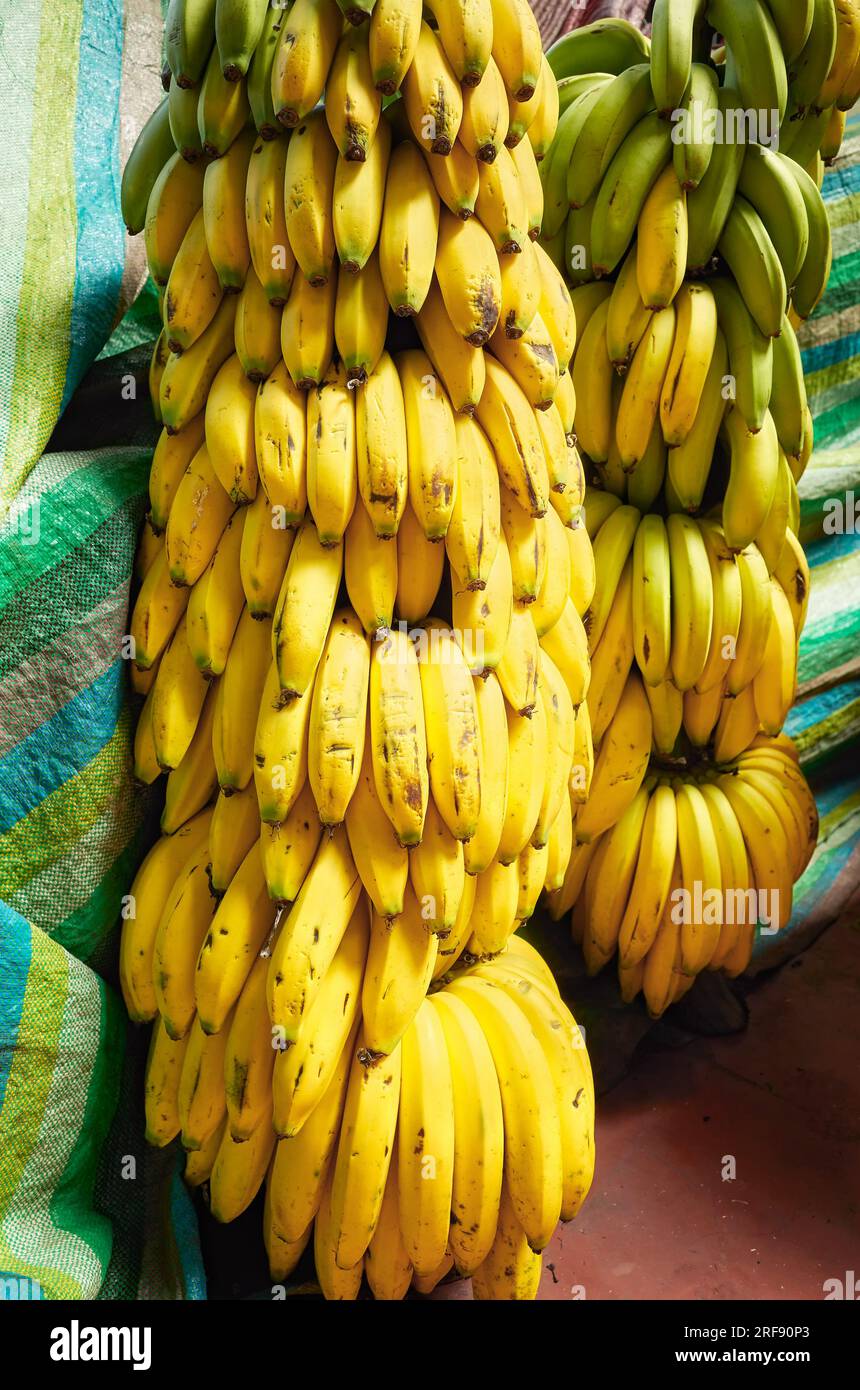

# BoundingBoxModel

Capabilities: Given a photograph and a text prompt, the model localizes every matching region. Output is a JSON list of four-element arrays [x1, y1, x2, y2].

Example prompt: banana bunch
[[582, 491, 810, 761], [136, 840, 595, 1302], [547, 734, 818, 1013]]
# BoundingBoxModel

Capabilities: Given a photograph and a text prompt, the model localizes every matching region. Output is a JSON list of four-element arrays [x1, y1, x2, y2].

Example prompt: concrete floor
[[436, 913, 860, 1301]]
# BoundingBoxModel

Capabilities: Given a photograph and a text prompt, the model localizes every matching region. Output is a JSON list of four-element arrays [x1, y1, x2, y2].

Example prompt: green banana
[[650, 0, 704, 118], [166, 0, 218, 88], [672, 62, 718, 190], [685, 87, 746, 271], [564, 200, 596, 287], [763, 0, 814, 63], [770, 316, 808, 458], [710, 277, 773, 435], [707, 0, 787, 126], [169, 76, 205, 160], [556, 73, 614, 118], [541, 85, 609, 240], [736, 145, 809, 290], [785, 157, 832, 319], [567, 65, 655, 210], [247, 0, 288, 137], [216, 0, 270, 81], [717, 197, 787, 340], [787, 0, 837, 116], [197, 44, 251, 156], [590, 112, 672, 278], [546, 18, 651, 81], [121, 100, 175, 234], [781, 106, 830, 169]]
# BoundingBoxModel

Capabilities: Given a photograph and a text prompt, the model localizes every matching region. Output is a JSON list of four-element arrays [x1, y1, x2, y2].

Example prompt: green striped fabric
[[0, 4, 858, 1301]]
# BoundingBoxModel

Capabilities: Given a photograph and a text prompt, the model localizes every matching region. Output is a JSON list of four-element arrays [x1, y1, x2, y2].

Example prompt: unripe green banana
[[122, 100, 175, 234], [216, 0, 270, 81], [166, 0, 218, 88]]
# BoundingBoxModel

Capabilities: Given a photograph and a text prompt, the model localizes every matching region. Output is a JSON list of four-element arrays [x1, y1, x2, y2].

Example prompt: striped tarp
[[0, 2, 858, 1301]]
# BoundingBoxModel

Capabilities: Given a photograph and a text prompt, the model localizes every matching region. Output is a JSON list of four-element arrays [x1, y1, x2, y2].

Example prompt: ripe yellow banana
[[355, 349, 408, 538], [364, 1158, 413, 1300], [308, 609, 370, 826], [402, 21, 463, 156], [150, 616, 209, 770], [239, 490, 295, 619], [571, 299, 614, 462], [253, 658, 312, 822], [752, 580, 797, 736], [149, 415, 207, 533], [489, 0, 542, 100], [369, 626, 429, 846], [636, 165, 687, 310], [362, 886, 438, 1056], [234, 267, 282, 381], [344, 498, 398, 637], [223, 949, 278, 1141], [616, 781, 677, 966], [152, 841, 218, 1040], [476, 145, 528, 253], [397, 1000, 456, 1275], [271, 0, 342, 128], [244, 135, 296, 305], [616, 305, 676, 470], [379, 141, 440, 315], [284, 109, 338, 286], [212, 607, 272, 791], [306, 360, 358, 544], [273, 520, 343, 698], [333, 118, 392, 272], [452, 528, 513, 671], [497, 234, 541, 340], [194, 840, 275, 1034], [208, 783, 260, 896], [145, 151, 206, 287], [160, 293, 238, 430], [576, 673, 652, 843], [204, 353, 258, 504], [315, 1171, 364, 1298], [178, 1017, 230, 1153], [497, 693, 547, 863], [202, 127, 255, 290], [345, 724, 410, 917], [722, 409, 780, 553], [476, 356, 549, 516], [260, 780, 323, 905], [397, 348, 457, 539], [144, 1017, 190, 1147], [415, 275, 487, 413], [631, 513, 671, 687], [334, 251, 388, 386], [460, 53, 508, 161], [130, 547, 189, 671], [164, 206, 224, 353], [729, 543, 774, 694], [667, 512, 713, 693], [209, 1104, 276, 1223], [695, 520, 743, 694], [328, 1031, 401, 1268], [369, 0, 423, 95], [325, 27, 382, 162]]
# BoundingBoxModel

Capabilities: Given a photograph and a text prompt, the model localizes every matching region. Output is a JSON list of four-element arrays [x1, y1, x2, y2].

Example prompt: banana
[[246, 0, 284, 138], [765, 0, 814, 62], [533, 651, 574, 848], [271, 0, 342, 128], [401, 20, 463, 156], [214, 0, 269, 81], [752, 580, 797, 735], [788, 0, 838, 116], [212, 607, 272, 790], [120, 811, 212, 1023], [659, 282, 717, 446], [540, 84, 608, 240], [499, 485, 546, 607], [722, 408, 780, 552], [540, 596, 590, 709], [685, 87, 746, 271], [435, 210, 501, 346], [122, 99, 175, 235], [489, 311, 559, 410], [709, 0, 787, 122], [695, 520, 743, 694], [194, 840, 274, 1033], [145, 152, 207, 287], [315, 1172, 364, 1298], [717, 197, 787, 341], [205, 353, 259, 503], [144, 1017, 190, 1146], [429, 0, 492, 87], [161, 679, 219, 830], [544, 784, 574, 891], [475, 144, 528, 253], [396, 1001, 456, 1276], [535, 399, 569, 497], [532, 501, 571, 637], [666, 512, 713, 692], [396, 501, 446, 622], [379, 141, 440, 315], [709, 277, 772, 435], [459, 54, 508, 162], [284, 109, 337, 285], [445, 414, 501, 590], [364, 1161, 413, 1299], [770, 316, 808, 458], [353, 350, 408, 539], [369, 626, 429, 846], [631, 514, 671, 687], [581, 785, 651, 974], [259, 779, 322, 904], [756, 446, 792, 574], [476, 356, 549, 516], [717, 772, 792, 932], [728, 543, 773, 695], [785, 157, 832, 320], [568, 64, 655, 210], [169, 75, 205, 162], [511, 124, 544, 239], [606, 245, 652, 373], [533, 240, 576, 366], [774, 528, 811, 635], [273, 908, 367, 1135], [362, 886, 437, 1056], [822, 0, 860, 108], [545, 14, 651, 79], [344, 723, 410, 917], [736, 146, 810, 292], [133, 684, 161, 786], [150, 615, 210, 770], [496, 601, 541, 715], [570, 298, 614, 461], [448, 974, 562, 1250], [415, 276, 487, 414], [489, 0, 541, 100], [178, 1016, 229, 1151], [586, 501, 641, 652], [164, 207, 224, 353], [615, 305, 676, 468], [575, 672, 652, 842], [649, 0, 701, 116], [466, 854, 519, 955], [429, 992, 503, 1274], [334, 119, 391, 272], [424, 141, 480, 221], [308, 609, 370, 825], [497, 693, 547, 863], [713, 680, 761, 763], [672, 61, 718, 190], [344, 500, 397, 637], [525, 55, 560, 160], [209, 783, 260, 894], [329, 1031, 401, 1268], [462, 671, 508, 874], [240, 489, 295, 618], [587, 555, 634, 741], [409, 797, 466, 936], [187, 511, 246, 674], [282, 273, 337, 392], [471, 1177, 541, 1300], [398, 348, 458, 539], [591, 113, 672, 278], [616, 781, 677, 966], [197, 46, 251, 157], [451, 527, 512, 669], [160, 294, 238, 430], [234, 267, 282, 381], [210, 1102, 276, 1222], [244, 135, 296, 304], [675, 780, 723, 973], [130, 546, 189, 673], [415, 620, 482, 840], [269, 1022, 355, 1246], [273, 519, 343, 699], [165, 0, 217, 88], [306, 359, 358, 543], [369, 0, 423, 94], [325, 27, 382, 163], [223, 947, 278, 1142], [202, 127, 255, 289], [431, 868, 476, 976], [253, 655, 313, 821]]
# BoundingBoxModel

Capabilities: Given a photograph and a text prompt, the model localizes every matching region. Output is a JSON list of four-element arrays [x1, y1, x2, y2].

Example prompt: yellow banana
[[369, 0, 423, 94], [212, 607, 272, 791], [315, 1172, 364, 1298], [244, 135, 296, 305], [489, 310, 559, 410], [145, 151, 206, 287], [531, 495, 570, 636], [667, 512, 713, 693], [617, 781, 677, 966], [239, 490, 295, 619], [615, 305, 676, 470], [423, 140, 480, 220], [575, 673, 652, 843], [471, 1177, 541, 1299], [489, 0, 542, 100], [204, 352, 259, 504], [713, 683, 761, 764], [260, 780, 323, 905], [209, 1105, 276, 1223], [254, 362, 307, 525], [722, 409, 780, 553], [164, 207, 224, 353], [130, 546, 189, 671], [402, 20, 463, 156], [571, 299, 613, 462], [476, 356, 549, 516], [497, 234, 541, 339], [308, 609, 370, 826], [467, 854, 519, 955], [253, 658, 313, 822], [354, 349, 408, 538], [476, 144, 528, 252], [178, 1017, 230, 1152], [325, 27, 382, 162], [197, 46, 251, 158], [752, 580, 797, 736], [224, 949, 278, 1141], [153, 841, 218, 1039], [328, 1031, 401, 1268], [632, 513, 671, 687], [209, 784, 261, 895], [539, 596, 590, 709], [306, 359, 357, 544], [281, 265, 337, 389], [675, 781, 723, 974], [496, 602, 540, 715], [445, 414, 501, 590], [144, 1017, 190, 1147], [459, 53, 508, 161], [397, 348, 457, 539], [345, 724, 410, 917], [409, 796, 466, 935], [362, 886, 438, 1055], [416, 620, 483, 840], [369, 625, 429, 846], [729, 543, 773, 694], [497, 693, 547, 863], [149, 415, 207, 533], [333, 118, 392, 271], [659, 282, 718, 446], [533, 649, 574, 846], [365, 1161, 413, 1300], [415, 275, 487, 413], [695, 520, 743, 694], [150, 616, 209, 770], [234, 266, 282, 381], [606, 244, 652, 372], [202, 127, 255, 290], [271, 0, 343, 128], [334, 251, 388, 386], [570, 695, 594, 806], [160, 294, 238, 430], [452, 528, 513, 671], [397, 1000, 455, 1275], [195, 841, 274, 1034], [273, 520, 343, 698], [636, 164, 687, 309]]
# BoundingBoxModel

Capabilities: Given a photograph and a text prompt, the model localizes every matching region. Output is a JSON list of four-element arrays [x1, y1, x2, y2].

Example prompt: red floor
[[437, 913, 860, 1300]]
